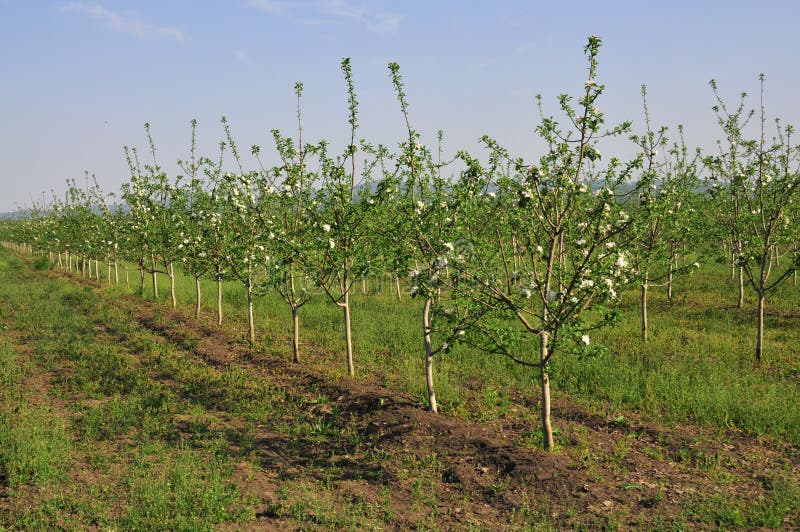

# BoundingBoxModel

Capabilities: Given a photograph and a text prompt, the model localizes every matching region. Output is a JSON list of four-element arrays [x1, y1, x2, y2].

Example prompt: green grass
[[683, 473, 800, 528], [0, 251, 258, 528], [559, 267, 800, 443], [264, 479, 396, 529], [0, 336, 71, 489], [121, 445, 255, 531], [0, 404, 72, 487]]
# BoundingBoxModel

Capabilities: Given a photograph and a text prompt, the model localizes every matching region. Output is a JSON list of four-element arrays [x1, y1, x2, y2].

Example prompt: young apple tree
[[447, 37, 640, 450], [387, 61, 491, 412], [301, 59, 379, 376], [705, 75, 800, 362], [628, 87, 702, 342], [254, 82, 319, 363]]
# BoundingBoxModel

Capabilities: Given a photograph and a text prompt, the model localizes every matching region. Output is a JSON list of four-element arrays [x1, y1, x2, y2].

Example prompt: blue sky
[[2, 0, 799, 211]]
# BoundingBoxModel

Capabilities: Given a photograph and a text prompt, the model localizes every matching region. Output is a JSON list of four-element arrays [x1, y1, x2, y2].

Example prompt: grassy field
[[1, 249, 799, 529]]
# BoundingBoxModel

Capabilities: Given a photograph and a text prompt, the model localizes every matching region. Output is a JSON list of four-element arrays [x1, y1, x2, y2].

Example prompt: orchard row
[[3, 38, 799, 450]]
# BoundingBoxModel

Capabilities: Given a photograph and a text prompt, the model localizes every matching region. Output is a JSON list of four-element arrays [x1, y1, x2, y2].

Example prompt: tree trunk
[[395, 275, 402, 301], [114, 259, 119, 285], [422, 298, 438, 413], [755, 291, 765, 363], [342, 292, 355, 376], [667, 261, 674, 303], [168, 262, 177, 308], [641, 280, 649, 343], [107, 261, 111, 284], [194, 275, 202, 318], [216, 272, 223, 326], [247, 281, 255, 345], [151, 255, 159, 299], [291, 306, 300, 364], [540, 331, 554, 451], [290, 267, 300, 363], [95, 259, 100, 281], [217, 277, 223, 326], [737, 265, 744, 309]]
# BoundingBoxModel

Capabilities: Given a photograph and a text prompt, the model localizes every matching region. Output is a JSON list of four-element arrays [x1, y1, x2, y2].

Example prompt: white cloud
[[62, 2, 186, 42], [246, 0, 401, 35]]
